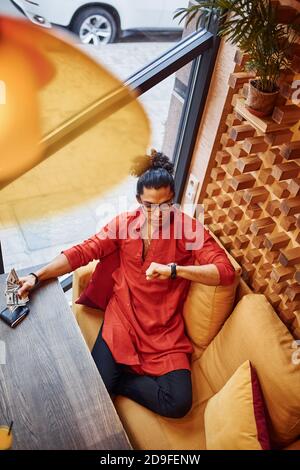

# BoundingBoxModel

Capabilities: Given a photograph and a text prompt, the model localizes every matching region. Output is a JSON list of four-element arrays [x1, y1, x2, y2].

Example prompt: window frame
[[0, 18, 220, 295]]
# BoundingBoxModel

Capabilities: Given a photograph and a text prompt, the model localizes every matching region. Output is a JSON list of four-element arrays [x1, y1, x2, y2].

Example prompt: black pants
[[91, 323, 192, 418]]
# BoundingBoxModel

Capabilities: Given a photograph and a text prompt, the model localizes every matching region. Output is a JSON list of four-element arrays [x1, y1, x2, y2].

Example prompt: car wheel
[[71, 7, 118, 45]]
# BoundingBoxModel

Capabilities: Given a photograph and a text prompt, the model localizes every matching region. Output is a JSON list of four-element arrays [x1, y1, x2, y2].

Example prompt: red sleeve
[[61, 215, 120, 271], [193, 226, 236, 286]]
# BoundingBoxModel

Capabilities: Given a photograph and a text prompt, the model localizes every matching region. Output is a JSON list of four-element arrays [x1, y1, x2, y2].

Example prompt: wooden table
[[0, 266, 132, 450]]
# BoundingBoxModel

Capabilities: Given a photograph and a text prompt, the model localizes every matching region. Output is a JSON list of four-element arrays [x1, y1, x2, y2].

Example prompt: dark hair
[[131, 149, 175, 196]]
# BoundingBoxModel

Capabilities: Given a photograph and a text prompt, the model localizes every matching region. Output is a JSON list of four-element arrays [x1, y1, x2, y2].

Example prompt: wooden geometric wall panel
[[202, 40, 300, 339]]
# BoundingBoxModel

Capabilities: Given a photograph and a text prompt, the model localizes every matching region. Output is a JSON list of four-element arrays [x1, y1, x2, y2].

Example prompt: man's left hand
[[145, 262, 171, 280]]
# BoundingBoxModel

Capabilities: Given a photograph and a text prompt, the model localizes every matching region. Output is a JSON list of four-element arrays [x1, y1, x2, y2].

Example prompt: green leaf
[[175, 0, 299, 91]]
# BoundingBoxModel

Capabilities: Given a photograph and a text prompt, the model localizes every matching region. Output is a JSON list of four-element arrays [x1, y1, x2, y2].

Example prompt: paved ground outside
[[0, 1, 181, 303]]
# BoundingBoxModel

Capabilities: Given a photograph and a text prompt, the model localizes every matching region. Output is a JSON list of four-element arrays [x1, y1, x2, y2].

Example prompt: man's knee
[[162, 391, 192, 418]]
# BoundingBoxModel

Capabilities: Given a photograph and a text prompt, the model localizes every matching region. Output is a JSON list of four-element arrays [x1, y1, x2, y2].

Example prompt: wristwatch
[[29, 272, 39, 286], [169, 263, 177, 279]]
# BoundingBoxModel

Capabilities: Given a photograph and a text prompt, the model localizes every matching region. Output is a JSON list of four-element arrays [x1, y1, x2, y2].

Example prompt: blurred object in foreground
[[0, 16, 150, 225]]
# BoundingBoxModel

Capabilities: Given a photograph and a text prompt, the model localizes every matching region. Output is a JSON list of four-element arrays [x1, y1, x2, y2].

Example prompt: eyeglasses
[[140, 198, 174, 212]]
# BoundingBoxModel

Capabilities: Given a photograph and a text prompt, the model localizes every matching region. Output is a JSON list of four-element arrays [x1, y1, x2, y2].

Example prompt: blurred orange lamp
[[0, 16, 150, 225], [0, 17, 55, 186]]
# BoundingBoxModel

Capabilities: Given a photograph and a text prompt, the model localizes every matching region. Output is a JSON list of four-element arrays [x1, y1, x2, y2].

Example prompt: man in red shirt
[[17, 152, 236, 419]]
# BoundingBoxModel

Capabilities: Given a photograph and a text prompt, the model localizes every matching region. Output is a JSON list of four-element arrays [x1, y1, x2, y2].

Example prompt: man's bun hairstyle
[[130, 149, 174, 177], [131, 149, 175, 196], [149, 149, 174, 175]]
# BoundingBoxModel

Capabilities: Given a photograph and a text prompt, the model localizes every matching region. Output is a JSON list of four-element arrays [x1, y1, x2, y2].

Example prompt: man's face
[[137, 186, 174, 226]]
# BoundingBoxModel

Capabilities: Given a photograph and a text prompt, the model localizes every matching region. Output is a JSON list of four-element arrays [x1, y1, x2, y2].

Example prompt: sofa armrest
[[72, 260, 98, 318], [71, 260, 104, 351]]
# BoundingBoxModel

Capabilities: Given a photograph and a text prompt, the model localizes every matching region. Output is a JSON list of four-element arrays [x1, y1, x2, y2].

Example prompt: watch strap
[[29, 272, 39, 286], [170, 263, 177, 279]]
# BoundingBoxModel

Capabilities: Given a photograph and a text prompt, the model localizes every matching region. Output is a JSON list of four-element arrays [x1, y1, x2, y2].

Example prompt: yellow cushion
[[72, 260, 98, 316], [115, 396, 207, 450], [114, 358, 214, 450], [204, 360, 270, 450], [76, 304, 104, 351], [72, 261, 103, 350], [199, 293, 300, 448], [283, 439, 300, 450], [183, 270, 240, 360]]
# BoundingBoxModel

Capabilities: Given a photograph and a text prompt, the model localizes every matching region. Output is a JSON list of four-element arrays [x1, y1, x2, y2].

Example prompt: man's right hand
[[17, 275, 36, 299]]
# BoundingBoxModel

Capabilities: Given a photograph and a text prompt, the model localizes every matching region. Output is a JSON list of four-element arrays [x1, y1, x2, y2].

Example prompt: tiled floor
[[0, 28, 179, 304]]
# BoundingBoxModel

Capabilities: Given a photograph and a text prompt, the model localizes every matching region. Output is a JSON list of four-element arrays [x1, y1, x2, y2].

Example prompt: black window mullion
[[125, 30, 213, 94], [173, 17, 221, 203], [0, 242, 4, 275], [0, 25, 218, 289]]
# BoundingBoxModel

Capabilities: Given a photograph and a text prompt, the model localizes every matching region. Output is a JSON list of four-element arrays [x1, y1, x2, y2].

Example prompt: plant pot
[[245, 79, 279, 117]]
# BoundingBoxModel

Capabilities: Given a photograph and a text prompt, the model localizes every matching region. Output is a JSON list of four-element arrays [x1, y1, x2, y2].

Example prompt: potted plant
[[174, 0, 300, 116]]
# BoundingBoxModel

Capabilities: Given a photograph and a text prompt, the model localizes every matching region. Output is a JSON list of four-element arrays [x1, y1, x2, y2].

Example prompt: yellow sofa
[[71, 234, 300, 450]]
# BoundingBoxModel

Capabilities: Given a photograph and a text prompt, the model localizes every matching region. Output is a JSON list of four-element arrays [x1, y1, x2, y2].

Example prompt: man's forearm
[[176, 264, 221, 286], [34, 253, 73, 282]]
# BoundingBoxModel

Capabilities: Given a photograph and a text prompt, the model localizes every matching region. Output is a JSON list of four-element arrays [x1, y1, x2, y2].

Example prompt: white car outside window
[[11, 0, 188, 45]]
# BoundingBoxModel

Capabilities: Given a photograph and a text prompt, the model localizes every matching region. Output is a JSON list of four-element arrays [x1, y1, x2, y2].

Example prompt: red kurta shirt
[[62, 206, 236, 376]]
